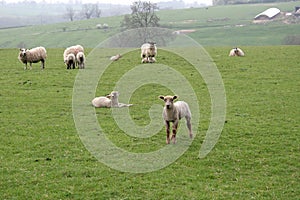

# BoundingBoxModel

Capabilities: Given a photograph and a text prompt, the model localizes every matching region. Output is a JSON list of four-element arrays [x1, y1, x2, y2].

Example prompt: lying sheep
[[229, 47, 245, 57], [76, 52, 85, 69], [159, 95, 193, 144], [110, 54, 122, 61], [141, 42, 157, 63], [63, 45, 84, 65], [66, 53, 76, 69], [92, 91, 133, 108], [18, 47, 47, 70]]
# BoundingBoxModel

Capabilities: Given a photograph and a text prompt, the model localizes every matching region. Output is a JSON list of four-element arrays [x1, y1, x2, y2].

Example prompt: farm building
[[254, 8, 281, 20]]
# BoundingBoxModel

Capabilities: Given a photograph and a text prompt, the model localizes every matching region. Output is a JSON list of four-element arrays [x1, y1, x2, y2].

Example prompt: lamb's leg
[[186, 117, 193, 138], [41, 59, 45, 69], [171, 120, 178, 144], [24, 63, 27, 70], [29, 62, 32, 70], [165, 121, 170, 144]]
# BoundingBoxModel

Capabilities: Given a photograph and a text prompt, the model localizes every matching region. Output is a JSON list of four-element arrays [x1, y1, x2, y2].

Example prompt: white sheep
[[92, 91, 133, 108], [141, 42, 157, 63], [18, 47, 47, 70], [63, 45, 84, 64], [159, 95, 193, 144], [110, 54, 122, 61], [66, 53, 76, 69], [76, 52, 85, 69], [229, 47, 245, 57]]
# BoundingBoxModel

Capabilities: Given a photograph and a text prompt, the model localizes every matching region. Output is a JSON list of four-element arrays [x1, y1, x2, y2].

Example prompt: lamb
[[229, 47, 245, 57], [63, 45, 84, 65], [141, 42, 157, 63], [76, 52, 85, 69], [159, 95, 193, 144], [110, 54, 122, 61], [66, 53, 76, 69], [92, 91, 133, 108], [18, 47, 47, 70]]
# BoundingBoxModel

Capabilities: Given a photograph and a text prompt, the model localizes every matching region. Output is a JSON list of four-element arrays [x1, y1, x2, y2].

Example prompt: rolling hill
[[0, 1, 299, 48]]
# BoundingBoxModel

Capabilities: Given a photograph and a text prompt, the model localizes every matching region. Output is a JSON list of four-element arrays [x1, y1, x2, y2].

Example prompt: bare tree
[[81, 4, 95, 19], [93, 4, 101, 18], [121, 1, 160, 29], [65, 6, 75, 21]]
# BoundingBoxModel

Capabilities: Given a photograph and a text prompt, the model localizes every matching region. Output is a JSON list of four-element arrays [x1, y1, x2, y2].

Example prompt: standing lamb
[[66, 53, 76, 69], [63, 45, 84, 66], [92, 91, 133, 108], [159, 95, 193, 144], [18, 47, 47, 70], [141, 42, 157, 63], [229, 47, 245, 57], [76, 52, 85, 69]]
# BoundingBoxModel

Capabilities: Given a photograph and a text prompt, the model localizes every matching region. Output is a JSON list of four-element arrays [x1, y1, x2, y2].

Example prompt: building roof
[[254, 8, 281, 20]]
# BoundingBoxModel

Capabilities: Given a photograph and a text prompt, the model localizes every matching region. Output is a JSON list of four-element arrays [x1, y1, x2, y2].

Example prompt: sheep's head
[[234, 47, 239, 54], [109, 91, 120, 100], [159, 95, 178, 109], [19, 48, 27, 57]]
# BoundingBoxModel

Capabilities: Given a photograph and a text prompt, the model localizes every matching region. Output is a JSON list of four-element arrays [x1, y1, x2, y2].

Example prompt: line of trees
[[65, 3, 101, 21]]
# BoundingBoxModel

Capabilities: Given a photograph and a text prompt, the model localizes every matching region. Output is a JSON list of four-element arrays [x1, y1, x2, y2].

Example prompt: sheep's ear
[[159, 95, 164, 100], [106, 94, 111, 99], [173, 95, 178, 100]]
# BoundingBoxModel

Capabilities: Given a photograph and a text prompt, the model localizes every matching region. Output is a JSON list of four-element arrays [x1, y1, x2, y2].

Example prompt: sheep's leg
[[171, 120, 178, 144], [165, 121, 171, 144], [24, 63, 27, 70], [29, 62, 32, 70], [41, 59, 45, 69], [186, 117, 193, 138]]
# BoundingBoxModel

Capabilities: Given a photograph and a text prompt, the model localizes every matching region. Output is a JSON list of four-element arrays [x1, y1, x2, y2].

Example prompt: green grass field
[[0, 45, 299, 199]]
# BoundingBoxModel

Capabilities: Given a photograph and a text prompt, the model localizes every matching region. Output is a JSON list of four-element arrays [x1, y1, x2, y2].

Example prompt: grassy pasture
[[0, 46, 299, 199]]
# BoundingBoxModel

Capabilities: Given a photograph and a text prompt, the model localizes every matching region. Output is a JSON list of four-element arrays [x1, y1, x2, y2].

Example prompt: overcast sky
[[6, 0, 213, 5]]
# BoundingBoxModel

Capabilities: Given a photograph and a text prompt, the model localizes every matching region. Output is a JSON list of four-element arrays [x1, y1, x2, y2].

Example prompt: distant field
[[0, 1, 300, 48], [0, 46, 299, 199]]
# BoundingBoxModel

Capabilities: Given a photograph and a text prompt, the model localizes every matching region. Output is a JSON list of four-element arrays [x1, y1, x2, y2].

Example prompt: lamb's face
[[110, 91, 120, 99], [159, 95, 178, 110], [19, 48, 27, 57]]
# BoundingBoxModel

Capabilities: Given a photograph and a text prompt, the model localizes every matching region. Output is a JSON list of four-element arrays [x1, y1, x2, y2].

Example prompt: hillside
[[0, 1, 299, 48]]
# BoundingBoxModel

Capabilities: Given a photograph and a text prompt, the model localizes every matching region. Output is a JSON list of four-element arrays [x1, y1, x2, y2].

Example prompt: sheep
[[141, 42, 157, 63], [229, 47, 245, 57], [92, 91, 133, 108], [18, 47, 47, 70], [66, 53, 76, 69], [63, 45, 84, 65], [110, 54, 122, 61], [76, 52, 85, 69], [159, 95, 193, 144]]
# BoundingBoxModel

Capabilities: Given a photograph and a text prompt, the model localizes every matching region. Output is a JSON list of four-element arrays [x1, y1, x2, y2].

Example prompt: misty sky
[[7, 0, 213, 5]]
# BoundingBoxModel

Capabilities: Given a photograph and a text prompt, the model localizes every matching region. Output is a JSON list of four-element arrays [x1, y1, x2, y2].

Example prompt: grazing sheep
[[63, 45, 84, 64], [92, 91, 133, 108], [141, 42, 157, 63], [110, 54, 122, 61], [66, 53, 76, 69], [18, 47, 47, 70], [229, 47, 245, 57], [76, 52, 85, 69], [159, 95, 193, 144]]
